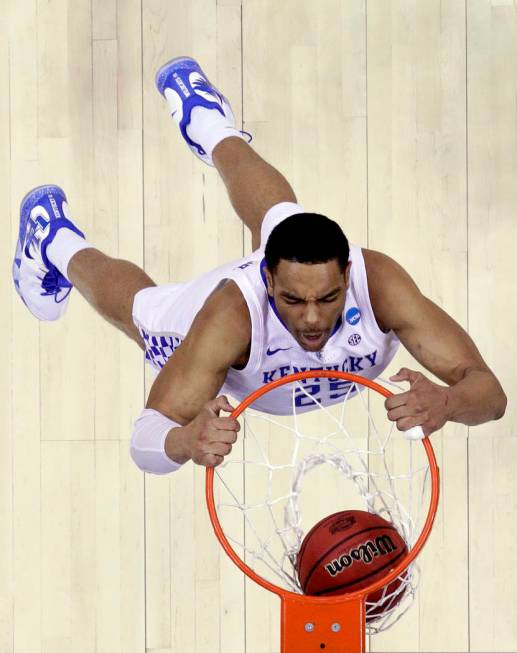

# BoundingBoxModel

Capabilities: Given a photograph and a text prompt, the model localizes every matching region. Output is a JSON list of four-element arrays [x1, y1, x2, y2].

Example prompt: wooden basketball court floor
[[1, 1, 516, 651]]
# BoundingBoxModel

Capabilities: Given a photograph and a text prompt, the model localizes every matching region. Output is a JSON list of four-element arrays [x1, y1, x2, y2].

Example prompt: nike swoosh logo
[[266, 346, 291, 356]]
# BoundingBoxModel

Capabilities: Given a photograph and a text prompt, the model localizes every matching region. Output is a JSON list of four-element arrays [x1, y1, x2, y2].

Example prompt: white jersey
[[132, 244, 400, 415]]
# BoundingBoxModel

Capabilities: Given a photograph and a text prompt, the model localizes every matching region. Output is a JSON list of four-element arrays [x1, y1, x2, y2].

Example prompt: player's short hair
[[264, 213, 350, 273]]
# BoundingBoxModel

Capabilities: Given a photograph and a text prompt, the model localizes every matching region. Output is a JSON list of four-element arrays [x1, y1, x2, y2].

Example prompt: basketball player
[[13, 57, 506, 475]]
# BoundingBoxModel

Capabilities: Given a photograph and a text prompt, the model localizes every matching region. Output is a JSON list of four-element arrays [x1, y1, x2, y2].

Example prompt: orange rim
[[206, 370, 440, 604]]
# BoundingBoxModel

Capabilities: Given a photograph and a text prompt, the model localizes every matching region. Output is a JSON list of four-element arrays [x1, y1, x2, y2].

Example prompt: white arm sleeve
[[130, 408, 185, 475], [260, 202, 306, 248]]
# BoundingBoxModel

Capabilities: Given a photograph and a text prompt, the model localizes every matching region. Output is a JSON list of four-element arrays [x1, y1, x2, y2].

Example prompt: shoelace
[[39, 267, 73, 303]]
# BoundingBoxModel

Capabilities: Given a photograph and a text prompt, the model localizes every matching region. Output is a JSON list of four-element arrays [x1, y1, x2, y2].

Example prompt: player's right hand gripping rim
[[181, 395, 240, 467]]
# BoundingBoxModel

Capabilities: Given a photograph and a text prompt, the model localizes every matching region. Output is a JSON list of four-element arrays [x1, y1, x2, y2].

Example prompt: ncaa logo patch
[[348, 333, 361, 346], [345, 307, 361, 325]]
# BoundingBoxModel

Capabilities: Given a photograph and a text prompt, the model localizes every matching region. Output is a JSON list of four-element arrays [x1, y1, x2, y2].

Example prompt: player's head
[[264, 213, 351, 352]]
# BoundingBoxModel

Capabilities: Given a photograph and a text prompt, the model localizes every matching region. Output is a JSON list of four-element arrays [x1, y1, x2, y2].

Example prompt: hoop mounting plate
[[281, 594, 365, 652]]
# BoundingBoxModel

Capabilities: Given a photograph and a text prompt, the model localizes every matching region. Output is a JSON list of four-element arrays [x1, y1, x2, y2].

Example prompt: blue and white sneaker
[[12, 184, 85, 321], [155, 56, 252, 166]]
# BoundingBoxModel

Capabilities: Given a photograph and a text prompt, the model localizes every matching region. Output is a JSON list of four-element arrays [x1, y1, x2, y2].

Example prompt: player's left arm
[[367, 251, 507, 436]]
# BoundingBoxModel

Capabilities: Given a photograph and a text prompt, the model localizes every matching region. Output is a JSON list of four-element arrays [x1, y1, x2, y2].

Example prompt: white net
[[213, 375, 433, 634]]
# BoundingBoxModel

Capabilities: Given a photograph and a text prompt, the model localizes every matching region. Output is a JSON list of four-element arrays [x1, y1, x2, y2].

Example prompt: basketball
[[296, 510, 408, 619]]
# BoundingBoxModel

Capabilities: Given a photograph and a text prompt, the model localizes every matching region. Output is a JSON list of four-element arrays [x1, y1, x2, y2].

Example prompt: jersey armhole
[[351, 246, 397, 342]]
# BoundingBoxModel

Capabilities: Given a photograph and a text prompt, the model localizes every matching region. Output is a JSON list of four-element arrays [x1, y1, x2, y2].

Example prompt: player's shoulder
[[361, 248, 407, 278], [179, 279, 252, 370], [198, 278, 252, 343], [361, 248, 422, 331]]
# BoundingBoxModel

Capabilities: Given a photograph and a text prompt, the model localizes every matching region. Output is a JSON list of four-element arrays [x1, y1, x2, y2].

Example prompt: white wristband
[[130, 408, 184, 475]]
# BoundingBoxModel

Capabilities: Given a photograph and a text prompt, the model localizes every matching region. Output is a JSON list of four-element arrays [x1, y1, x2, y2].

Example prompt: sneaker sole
[[154, 56, 201, 96], [20, 184, 66, 214]]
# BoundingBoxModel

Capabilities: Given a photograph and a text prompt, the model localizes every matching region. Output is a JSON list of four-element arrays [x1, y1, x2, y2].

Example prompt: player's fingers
[[213, 416, 241, 432], [384, 391, 411, 411], [387, 405, 419, 422], [209, 395, 236, 415], [202, 453, 224, 468], [191, 445, 224, 466], [395, 416, 424, 433], [390, 368, 421, 383], [206, 426, 239, 444], [389, 368, 410, 381], [207, 441, 233, 457]]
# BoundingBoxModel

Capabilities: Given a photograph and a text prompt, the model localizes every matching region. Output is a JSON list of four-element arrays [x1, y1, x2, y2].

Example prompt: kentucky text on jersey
[[261, 351, 378, 407], [262, 350, 378, 383]]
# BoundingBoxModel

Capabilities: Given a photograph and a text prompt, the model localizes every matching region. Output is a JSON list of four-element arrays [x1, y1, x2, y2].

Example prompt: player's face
[[265, 259, 351, 352]]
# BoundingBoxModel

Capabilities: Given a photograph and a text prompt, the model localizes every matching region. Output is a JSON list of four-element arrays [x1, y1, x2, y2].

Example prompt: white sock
[[185, 106, 247, 161], [46, 228, 94, 283]]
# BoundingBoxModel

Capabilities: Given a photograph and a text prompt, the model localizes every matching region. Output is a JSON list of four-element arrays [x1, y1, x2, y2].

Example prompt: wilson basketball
[[296, 510, 408, 620]]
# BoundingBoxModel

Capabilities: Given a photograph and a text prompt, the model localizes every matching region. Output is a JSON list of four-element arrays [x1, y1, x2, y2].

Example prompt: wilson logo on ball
[[325, 534, 399, 577]]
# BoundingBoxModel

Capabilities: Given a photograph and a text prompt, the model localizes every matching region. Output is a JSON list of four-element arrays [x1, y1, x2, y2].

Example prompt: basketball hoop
[[206, 371, 440, 652]]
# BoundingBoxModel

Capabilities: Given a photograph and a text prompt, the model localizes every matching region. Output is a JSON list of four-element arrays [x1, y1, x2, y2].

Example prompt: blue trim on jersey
[[332, 316, 343, 335], [259, 257, 288, 329], [259, 257, 343, 336]]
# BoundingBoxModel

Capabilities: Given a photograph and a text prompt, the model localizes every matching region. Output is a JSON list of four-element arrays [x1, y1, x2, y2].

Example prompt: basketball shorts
[[132, 282, 186, 372]]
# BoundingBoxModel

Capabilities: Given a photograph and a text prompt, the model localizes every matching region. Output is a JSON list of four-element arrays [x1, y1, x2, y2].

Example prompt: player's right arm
[[143, 280, 252, 468]]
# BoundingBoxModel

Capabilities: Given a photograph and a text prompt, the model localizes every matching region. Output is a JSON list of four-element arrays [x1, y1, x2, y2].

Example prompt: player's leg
[[155, 57, 303, 250], [12, 184, 154, 351], [66, 249, 155, 350], [211, 137, 297, 250]]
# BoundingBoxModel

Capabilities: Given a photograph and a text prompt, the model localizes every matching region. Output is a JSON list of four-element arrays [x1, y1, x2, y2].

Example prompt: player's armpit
[[144, 280, 252, 425]]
